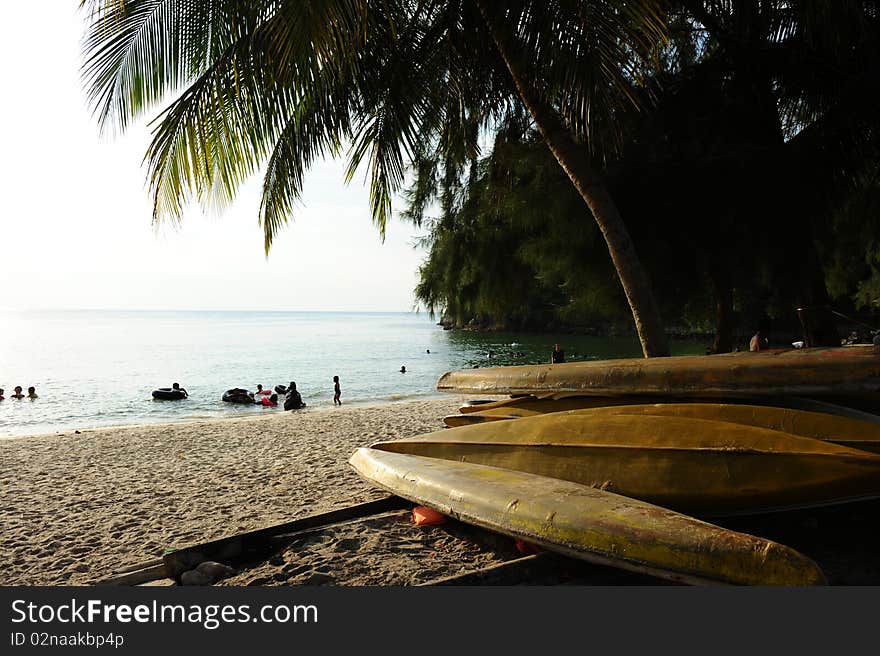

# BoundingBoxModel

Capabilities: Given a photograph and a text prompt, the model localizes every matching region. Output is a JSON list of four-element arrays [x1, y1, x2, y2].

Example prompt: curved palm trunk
[[473, 0, 669, 357]]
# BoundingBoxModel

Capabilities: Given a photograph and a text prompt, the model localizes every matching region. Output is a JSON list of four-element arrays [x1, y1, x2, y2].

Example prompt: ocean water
[[0, 310, 705, 437]]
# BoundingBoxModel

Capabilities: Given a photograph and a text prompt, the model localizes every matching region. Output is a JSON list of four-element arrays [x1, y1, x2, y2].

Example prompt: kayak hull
[[446, 402, 880, 454], [373, 412, 880, 515], [438, 346, 880, 398], [349, 448, 826, 586]]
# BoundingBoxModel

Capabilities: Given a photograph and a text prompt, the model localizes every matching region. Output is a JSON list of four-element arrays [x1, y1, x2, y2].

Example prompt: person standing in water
[[333, 375, 342, 405], [27, 386, 38, 399], [283, 382, 306, 410], [551, 343, 566, 364], [10, 386, 25, 399]]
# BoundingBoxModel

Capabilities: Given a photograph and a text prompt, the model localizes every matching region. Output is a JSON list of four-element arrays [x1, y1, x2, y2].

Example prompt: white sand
[[0, 396, 487, 585]]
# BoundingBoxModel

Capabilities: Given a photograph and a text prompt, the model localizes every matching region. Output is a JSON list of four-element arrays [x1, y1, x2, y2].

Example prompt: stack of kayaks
[[349, 346, 880, 585]]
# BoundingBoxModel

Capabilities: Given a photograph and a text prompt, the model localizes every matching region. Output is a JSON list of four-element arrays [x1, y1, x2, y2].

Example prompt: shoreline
[[0, 393, 459, 442], [0, 395, 489, 585]]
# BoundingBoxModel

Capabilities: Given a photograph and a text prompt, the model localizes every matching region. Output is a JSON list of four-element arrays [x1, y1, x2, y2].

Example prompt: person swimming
[[10, 386, 25, 399], [27, 386, 38, 399], [258, 393, 278, 407], [400, 365, 407, 373], [171, 382, 188, 398], [0, 388, 5, 401]]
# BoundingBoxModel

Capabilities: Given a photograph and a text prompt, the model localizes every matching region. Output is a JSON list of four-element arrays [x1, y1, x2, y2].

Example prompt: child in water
[[333, 376, 341, 405], [11, 386, 25, 399], [27, 386, 38, 399]]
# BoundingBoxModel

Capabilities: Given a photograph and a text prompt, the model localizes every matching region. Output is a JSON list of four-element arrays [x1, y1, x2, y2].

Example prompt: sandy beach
[[0, 396, 498, 586]]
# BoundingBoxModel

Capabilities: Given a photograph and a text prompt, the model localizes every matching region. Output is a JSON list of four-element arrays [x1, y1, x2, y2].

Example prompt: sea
[[0, 310, 705, 438]]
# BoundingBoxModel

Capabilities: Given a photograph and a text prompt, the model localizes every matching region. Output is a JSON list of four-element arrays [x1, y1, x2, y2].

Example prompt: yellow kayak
[[444, 402, 880, 454], [456, 395, 656, 414], [349, 448, 826, 585], [371, 412, 880, 515], [438, 346, 880, 398], [456, 393, 880, 420]]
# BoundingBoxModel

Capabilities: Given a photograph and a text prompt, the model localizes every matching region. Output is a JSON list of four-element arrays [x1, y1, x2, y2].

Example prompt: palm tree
[[81, 0, 671, 356]]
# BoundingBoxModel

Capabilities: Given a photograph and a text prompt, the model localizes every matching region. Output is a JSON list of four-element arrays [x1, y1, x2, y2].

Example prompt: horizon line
[[0, 307, 429, 315]]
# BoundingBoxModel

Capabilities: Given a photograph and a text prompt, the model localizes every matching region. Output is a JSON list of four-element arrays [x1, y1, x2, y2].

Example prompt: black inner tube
[[222, 389, 253, 404], [153, 388, 186, 400]]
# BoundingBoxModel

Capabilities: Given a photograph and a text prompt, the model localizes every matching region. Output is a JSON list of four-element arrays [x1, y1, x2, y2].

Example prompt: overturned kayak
[[445, 403, 880, 454], [437, 346, 880, 399], [455, 394, 880, 421], [582, 404, 880, 454], [456, 395, 658, 415], [370, 412, 880, 515], [349, 448, 826, 585]]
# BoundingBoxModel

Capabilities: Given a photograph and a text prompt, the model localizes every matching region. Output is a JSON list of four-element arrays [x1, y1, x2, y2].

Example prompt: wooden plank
[[420, 554, 546, 585], [95, 564, 169, 586], [111, 558, 164, 574], [420, 553, 670, 586], [162, 496, 409, 578]]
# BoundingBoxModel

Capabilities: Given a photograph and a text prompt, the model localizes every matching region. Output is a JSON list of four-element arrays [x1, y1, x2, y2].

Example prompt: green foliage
[[412, 1, 880, 339], [80, 1, 880, 337], [81, 0, 666, 253], [410, 123, 631, 330], [825, 175, 880, 308]]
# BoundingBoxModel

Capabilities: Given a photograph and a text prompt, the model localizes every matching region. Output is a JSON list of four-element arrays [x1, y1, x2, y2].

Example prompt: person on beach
[[400, 365, 407, 373], [750, 320, 770, 352], [749, 331, 769, 351], [333, 375, 342, 405], [551, 343, 566, 364], [172, 382, 188, 398], [283, 382, 306, 411], [10, 386, 25, 399], [27, 386, 38, 399]]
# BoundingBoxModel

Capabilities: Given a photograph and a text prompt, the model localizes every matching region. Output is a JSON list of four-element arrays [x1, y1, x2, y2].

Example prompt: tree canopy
[[80, 1, 880, 351], [409, 1, 880, 349]]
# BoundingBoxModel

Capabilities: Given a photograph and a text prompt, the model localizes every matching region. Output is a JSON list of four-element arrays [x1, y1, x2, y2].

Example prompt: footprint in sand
[[333, 538, 362, 552], [246, 576, 271, 586]]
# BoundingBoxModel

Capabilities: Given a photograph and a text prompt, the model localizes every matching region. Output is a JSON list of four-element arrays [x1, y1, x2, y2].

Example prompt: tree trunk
[[473, 0, 669, 358], [707, 266, 734, 353]]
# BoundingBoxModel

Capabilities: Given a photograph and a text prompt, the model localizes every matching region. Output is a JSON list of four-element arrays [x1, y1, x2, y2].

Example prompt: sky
[[0, 5, 429, 312]]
